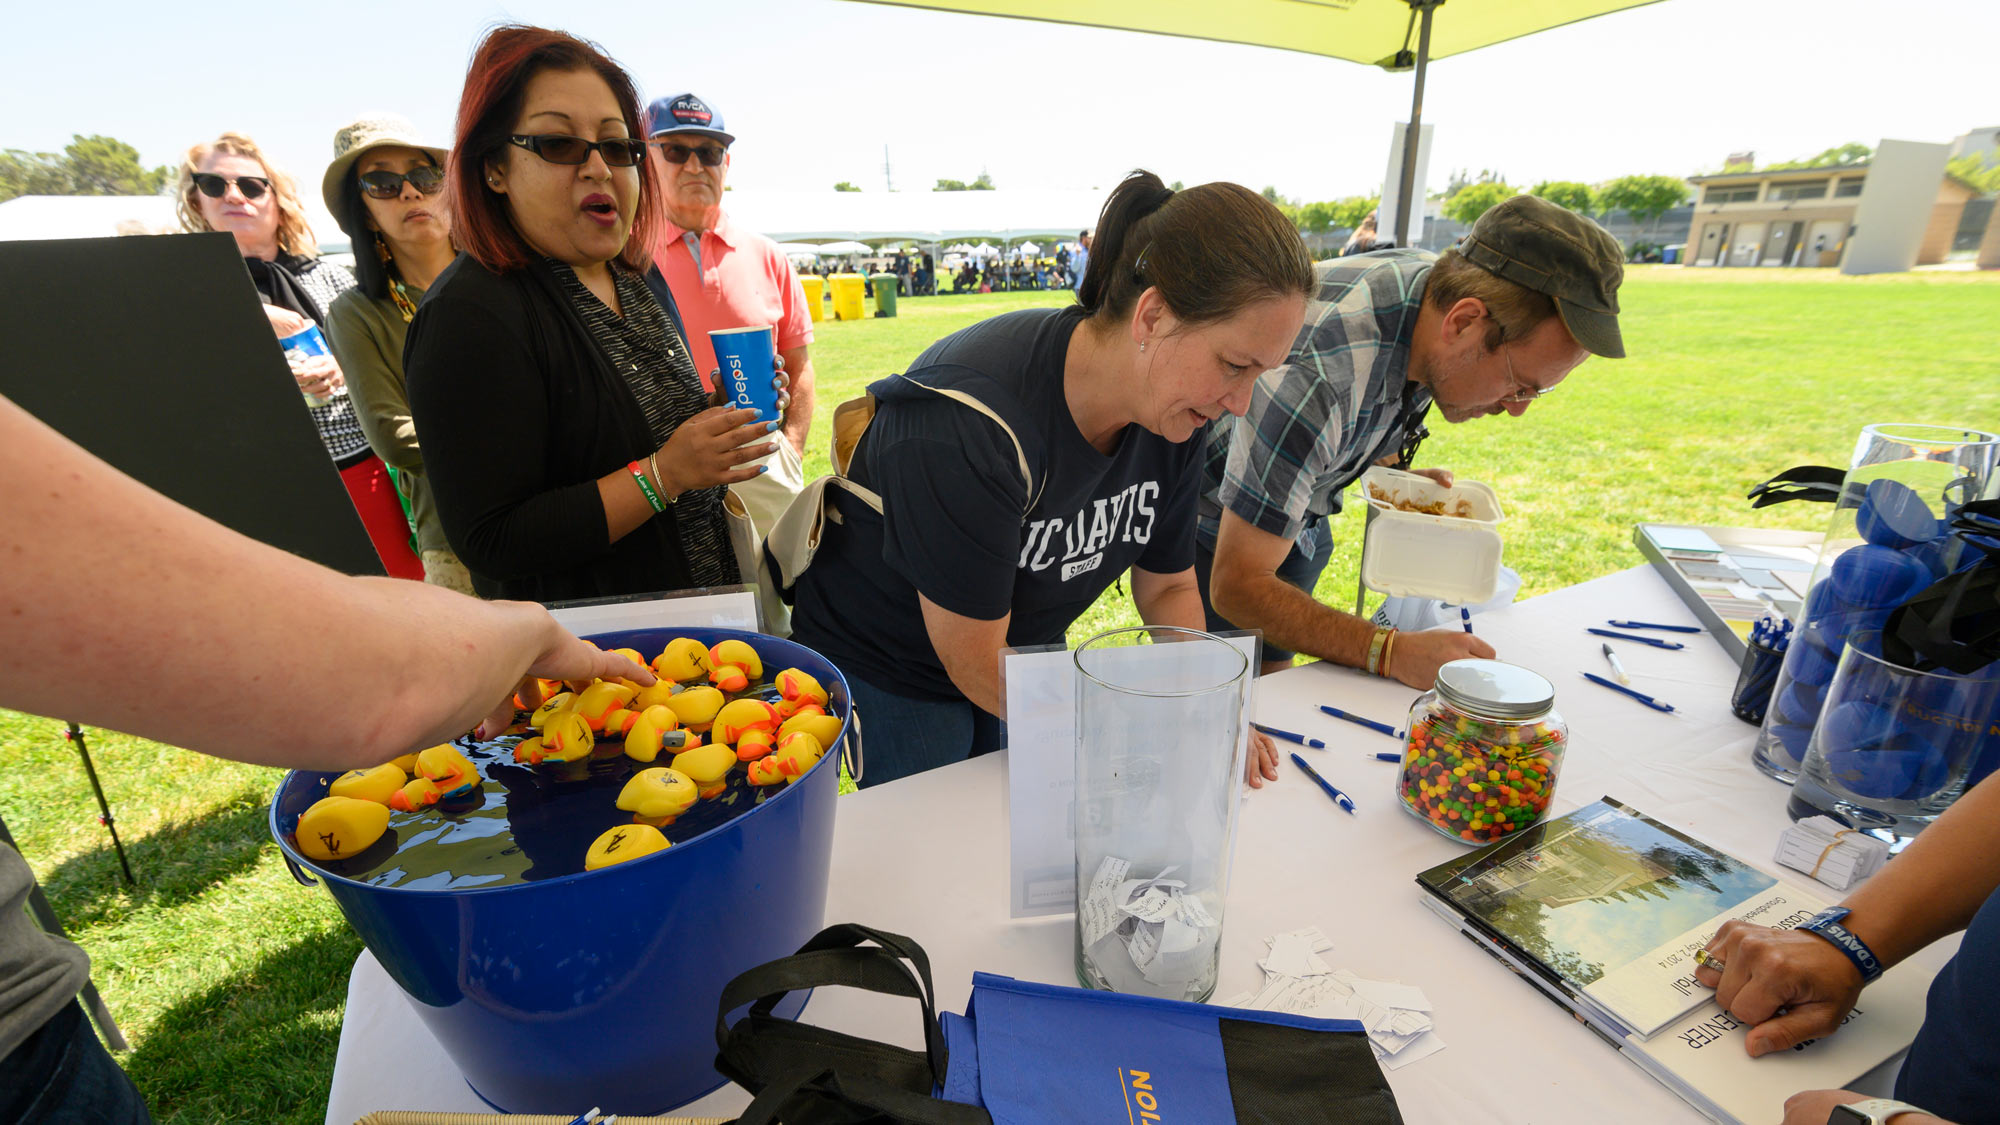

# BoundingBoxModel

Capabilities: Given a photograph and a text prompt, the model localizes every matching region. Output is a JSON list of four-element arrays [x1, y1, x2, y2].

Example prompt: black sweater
[[404, 254, 732, 603]]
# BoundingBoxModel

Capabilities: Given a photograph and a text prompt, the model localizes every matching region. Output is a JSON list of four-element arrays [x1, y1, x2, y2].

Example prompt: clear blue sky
[[6, 0, 1994, 203]]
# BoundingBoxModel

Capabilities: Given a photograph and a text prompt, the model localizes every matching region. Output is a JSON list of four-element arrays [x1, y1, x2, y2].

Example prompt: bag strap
[[716, 924, 951, 1094], [730, 1067, 992, 1125], [887, 374, 1046, 514], [1746, 465, 1848, 509]]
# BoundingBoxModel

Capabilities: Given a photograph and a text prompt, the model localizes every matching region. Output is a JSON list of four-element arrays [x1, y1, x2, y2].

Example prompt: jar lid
[[1434, 659, 1555, 721]]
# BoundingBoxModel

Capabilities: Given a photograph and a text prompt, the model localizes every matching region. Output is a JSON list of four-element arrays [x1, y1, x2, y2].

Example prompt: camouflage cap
[[1459, 195, 1626, 359]]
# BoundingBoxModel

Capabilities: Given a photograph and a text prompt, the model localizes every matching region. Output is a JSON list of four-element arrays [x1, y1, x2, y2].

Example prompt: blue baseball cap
[[645, 92, 734, 144]]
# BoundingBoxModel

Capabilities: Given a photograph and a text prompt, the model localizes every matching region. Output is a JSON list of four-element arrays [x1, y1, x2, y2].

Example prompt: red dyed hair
[[447, 25, 659, 274]]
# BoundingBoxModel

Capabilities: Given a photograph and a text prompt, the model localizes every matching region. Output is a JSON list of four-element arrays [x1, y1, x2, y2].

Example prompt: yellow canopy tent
[[845, 0, 1663, 244]]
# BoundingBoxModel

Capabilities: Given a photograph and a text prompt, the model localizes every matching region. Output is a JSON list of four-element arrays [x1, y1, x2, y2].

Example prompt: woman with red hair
[[406, 25, 782, 602]]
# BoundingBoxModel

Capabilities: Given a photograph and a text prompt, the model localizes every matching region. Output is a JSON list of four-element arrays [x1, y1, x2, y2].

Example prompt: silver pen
[[1602, 642, 1631, 686]]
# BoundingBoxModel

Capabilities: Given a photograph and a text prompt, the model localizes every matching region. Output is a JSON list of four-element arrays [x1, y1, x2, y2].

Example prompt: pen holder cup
[[1073, 627, 1249, 1004], [1731, 636, 1787, 726], [1398, 660, 1567, 845], [1751, 423, 2000, 783], [1787, 630, 2000, 840]]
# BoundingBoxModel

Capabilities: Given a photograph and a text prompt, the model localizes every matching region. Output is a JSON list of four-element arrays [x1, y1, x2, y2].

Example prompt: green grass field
[[2, 265, 1996, 1121]]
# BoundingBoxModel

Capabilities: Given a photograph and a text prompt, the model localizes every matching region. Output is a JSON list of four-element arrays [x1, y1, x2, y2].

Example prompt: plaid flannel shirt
[[1198, 249, 1436, 546]]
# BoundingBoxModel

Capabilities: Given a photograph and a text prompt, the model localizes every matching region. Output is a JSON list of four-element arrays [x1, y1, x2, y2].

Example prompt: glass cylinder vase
[[1073, 626, 1249, 1003], [1752, 424, 1999, 782], [1789, 631, 2000, 840]]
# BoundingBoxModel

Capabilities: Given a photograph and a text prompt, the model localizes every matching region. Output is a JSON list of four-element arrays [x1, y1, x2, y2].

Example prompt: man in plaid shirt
[[1196, 196, 1627, 684]]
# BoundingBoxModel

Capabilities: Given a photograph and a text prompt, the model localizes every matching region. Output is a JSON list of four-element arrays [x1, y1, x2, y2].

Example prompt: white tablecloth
[[323, 566, 1952, 1125]]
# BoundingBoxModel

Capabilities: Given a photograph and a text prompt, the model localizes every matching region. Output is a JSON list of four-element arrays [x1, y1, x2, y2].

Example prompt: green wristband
[[628, 460, 665, 514]]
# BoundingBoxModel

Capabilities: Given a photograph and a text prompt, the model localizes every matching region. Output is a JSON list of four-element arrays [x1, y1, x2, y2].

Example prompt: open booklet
[[1416, 797, 1932, 1124]]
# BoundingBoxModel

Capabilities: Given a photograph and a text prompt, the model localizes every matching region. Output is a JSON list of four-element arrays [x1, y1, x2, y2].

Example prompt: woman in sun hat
[[323, 113, 472, 593]]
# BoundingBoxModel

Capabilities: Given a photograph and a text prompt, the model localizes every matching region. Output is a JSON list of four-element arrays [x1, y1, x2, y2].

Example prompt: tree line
[[0, 135, 172, 204]]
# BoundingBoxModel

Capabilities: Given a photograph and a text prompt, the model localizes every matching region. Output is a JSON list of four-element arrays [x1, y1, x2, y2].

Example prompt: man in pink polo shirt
[[644, 91, 814, 536]]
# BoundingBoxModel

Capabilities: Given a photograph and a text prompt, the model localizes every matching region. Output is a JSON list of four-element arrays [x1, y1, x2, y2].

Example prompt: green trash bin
[[869, 272, 899, 318]]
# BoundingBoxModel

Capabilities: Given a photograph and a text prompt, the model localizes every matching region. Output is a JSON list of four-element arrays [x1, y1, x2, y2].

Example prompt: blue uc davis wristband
[[1798, 907, 1884, 984]]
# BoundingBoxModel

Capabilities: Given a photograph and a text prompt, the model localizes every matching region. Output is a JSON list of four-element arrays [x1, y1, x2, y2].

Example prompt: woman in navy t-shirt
[[790, 170, 1313, 787]]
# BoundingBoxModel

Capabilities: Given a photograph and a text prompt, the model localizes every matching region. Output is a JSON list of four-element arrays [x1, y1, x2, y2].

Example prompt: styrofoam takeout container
[[1358, 466, 1507, 604]]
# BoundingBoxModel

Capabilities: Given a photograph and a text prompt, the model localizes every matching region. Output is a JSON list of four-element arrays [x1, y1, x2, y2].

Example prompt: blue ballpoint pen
[[1586, 628, 1686, 650], [1253, 723, 1326, 749], [1461, 606, 1474, 634], [1371, 751, 1404, 762], [1606, 620, 1703, 634], [1317, 705, 1404, 740], [1581, 671, 1676, 712], [1291, 752, 1356, 813]]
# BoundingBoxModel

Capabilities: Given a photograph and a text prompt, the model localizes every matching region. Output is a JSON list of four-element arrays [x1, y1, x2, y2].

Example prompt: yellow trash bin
[[799, 274, 824, 323], [830, 274, 866, 321]]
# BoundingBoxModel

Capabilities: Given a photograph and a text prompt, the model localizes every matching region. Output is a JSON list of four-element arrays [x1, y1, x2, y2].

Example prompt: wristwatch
[[1828, 1098, 1931, 1124], [1797, 906, 1885, 983]]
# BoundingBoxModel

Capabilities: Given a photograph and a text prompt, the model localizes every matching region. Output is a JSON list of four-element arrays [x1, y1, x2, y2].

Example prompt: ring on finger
[[1694, 948, 1726, 972]]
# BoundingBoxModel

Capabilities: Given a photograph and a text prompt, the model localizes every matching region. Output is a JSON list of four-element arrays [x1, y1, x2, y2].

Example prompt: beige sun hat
[[322, 113, 449, 217]]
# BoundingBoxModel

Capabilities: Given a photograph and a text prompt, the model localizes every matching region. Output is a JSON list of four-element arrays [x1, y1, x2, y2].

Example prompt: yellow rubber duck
[[416, 745, 479, 798], [774, 669, 829, 718], [573, 680, 638, 731], [539, 712, 595, 762], [297, 796, 390, 862], [734, 728, 776, 763], [713, 698, 781, 746], [654, 637, 712, 682], [623, 705, 682, 762], [779, 712, 843, 752], [630, 679, 681, 711], [671, 743, 738, 799], [615, 766, 699, 826], [668, 685, 725, 731], [708, 639, 763, 692], [770, 731, 825, 784], [584, 823, 670, 870], [745, 756, 787, 786], [389, 777, 442, 811], [388, 751, 421, 774], [529, 691, 576, 730], [330, 763, 406, 805]]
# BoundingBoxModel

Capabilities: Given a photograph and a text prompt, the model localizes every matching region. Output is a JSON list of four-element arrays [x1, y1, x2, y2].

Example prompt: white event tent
[[723, 188, 1102, 248]]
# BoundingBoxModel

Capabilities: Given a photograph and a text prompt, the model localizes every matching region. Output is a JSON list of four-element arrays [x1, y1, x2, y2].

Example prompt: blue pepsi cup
[[711, 325, 779, 422], [279, 323, 335, 406]]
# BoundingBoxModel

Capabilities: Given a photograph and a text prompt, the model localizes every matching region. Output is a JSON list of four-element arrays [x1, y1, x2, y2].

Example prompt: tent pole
[[1394, 0, 1439, 248]]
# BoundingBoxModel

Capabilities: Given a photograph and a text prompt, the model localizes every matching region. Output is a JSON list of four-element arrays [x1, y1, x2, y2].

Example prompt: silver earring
[[1139, 341, 1147, 353]]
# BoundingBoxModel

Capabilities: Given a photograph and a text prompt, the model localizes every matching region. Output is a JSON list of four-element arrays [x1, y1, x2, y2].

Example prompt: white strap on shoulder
[[894, 375, 1043, 511]]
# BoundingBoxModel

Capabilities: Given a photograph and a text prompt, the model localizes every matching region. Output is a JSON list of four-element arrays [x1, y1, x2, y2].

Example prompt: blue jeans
[[846, 675, 1003, 789], [1193, 515, 1336, 664], [0, 1001, 152, 1124]]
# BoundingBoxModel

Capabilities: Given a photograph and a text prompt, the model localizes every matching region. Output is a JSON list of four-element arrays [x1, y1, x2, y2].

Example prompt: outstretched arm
[[0, 394, 649, 772]]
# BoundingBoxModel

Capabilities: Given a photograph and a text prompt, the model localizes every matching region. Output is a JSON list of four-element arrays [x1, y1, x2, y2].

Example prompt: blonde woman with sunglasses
[[177, 132, 424, 581]]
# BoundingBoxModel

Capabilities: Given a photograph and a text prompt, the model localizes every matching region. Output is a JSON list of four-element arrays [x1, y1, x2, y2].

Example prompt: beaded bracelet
[[627, 460, 666, 514]]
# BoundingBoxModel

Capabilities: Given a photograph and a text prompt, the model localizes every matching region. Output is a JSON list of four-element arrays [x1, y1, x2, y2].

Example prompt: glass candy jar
[[1398, 660, 1567, 844]]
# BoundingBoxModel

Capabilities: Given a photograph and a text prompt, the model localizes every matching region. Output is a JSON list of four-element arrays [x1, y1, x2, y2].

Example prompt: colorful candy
[[1397, 707, 1566, 843]]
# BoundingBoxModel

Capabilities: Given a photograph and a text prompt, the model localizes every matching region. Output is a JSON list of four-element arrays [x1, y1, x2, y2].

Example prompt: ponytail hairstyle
[[1077, 169, 1313, 329]]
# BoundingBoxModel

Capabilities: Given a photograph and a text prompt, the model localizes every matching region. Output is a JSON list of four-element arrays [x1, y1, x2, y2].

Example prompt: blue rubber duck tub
[[268, 627, 846, 1114]]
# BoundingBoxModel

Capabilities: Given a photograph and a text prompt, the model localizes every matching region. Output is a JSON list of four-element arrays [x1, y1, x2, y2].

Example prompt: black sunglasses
[[357, 165, 446, 200], [191, 172, 271, 200], [651, 141, 727, 168], [507, 134, 647, 168]]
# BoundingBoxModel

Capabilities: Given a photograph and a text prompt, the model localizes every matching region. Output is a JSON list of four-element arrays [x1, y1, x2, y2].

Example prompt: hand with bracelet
[[1691, 772, 2000, 1125], [647, 359, 792, 504]]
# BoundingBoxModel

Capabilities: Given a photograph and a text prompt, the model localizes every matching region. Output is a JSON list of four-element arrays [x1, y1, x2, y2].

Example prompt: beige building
[[1685, 165, 1977, 268]]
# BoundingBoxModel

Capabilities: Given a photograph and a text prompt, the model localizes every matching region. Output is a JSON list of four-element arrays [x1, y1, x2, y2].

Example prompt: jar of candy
[[1398, 659, 1566, 844]]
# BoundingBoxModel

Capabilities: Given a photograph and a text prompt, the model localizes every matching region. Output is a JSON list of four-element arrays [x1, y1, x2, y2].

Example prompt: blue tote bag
[[718, 924, 1403, 1124]]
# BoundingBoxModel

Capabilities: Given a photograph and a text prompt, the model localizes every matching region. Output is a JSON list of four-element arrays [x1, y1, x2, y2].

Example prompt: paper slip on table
[[325, 566, 1958, 1125]]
